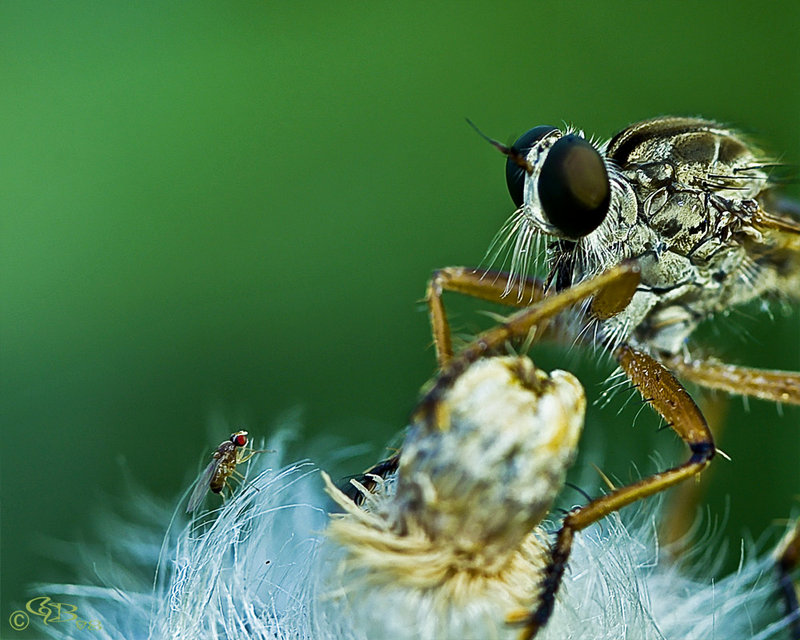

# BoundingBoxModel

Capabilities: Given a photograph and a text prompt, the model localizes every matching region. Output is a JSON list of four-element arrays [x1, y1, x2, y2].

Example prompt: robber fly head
[[504, 126, 613, 241], [487, 117, 800, 355]]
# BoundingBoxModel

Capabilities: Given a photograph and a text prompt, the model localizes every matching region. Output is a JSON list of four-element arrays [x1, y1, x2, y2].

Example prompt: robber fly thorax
[[495, 117, 800, 357]]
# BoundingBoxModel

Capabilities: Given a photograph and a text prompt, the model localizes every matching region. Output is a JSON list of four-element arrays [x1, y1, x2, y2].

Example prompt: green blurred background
[[2, 2, 799, 633]]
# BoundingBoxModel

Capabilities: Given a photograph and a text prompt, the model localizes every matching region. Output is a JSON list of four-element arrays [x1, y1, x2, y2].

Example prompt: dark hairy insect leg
[[426, 267, 546, 368], [512, 346, 716, 640], [777, 519, 800, 639], [665, 356, 800, 406], [339, 454, 401, 505]]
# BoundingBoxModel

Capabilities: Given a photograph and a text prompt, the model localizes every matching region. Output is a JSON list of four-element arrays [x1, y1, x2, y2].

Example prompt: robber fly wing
[[753, 206, 800, 257], [186, 458, 218, 513], [757, 208, 800, 233]]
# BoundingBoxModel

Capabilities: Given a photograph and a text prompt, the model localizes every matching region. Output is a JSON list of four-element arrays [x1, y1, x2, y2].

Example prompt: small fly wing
[[186, 458, 219, 513]]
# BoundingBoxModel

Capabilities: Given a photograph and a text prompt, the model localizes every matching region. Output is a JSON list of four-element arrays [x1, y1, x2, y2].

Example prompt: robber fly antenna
[[466, 118, 534, 175]]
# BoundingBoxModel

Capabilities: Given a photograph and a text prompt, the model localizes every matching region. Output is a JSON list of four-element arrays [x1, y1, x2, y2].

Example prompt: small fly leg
[[226, 445, 271, 494]]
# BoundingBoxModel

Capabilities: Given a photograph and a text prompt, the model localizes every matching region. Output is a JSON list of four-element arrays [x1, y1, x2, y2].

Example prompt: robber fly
[[186, 430, 265, 513], [348, 117, 800, 638]]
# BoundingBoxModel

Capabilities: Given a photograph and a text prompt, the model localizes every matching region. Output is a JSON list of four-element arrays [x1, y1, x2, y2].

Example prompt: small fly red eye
[[232, 433, 248, 447]]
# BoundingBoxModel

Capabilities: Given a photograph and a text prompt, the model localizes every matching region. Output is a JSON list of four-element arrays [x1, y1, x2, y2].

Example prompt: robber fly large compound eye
[[537, 134, 611, 239], [505, 125, 559, 208]]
